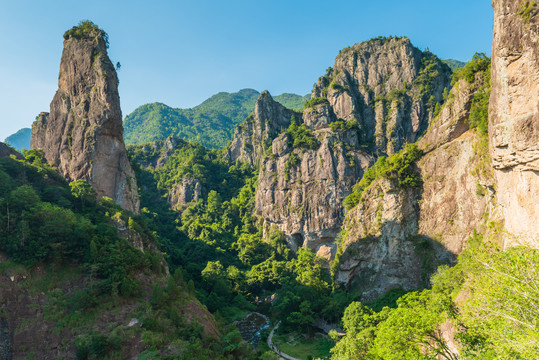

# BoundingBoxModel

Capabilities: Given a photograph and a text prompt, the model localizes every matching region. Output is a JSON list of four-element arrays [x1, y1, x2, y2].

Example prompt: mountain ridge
[[123, 89, 310, 149]]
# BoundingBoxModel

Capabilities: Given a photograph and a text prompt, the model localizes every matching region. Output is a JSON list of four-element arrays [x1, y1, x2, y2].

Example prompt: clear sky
[[0, 0, 494, 141]]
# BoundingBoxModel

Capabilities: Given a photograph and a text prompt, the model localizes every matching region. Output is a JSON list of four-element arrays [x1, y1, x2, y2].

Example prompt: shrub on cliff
[[63, 20, 109, 47], [344, 144, 423, 210]]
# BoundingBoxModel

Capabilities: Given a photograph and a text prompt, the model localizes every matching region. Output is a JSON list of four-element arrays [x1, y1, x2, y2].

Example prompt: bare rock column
[[31, 22, 139, 213]]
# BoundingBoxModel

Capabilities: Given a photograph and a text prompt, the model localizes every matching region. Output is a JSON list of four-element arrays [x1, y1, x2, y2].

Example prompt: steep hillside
[[329, 2, 539, 358], [4, 128, 31, 151], [442, 59, 466, 72], [123, 89, 308, 149], [227, 91, 301, 167], [274, 93, 311, 111], [0, 141, 24, 160], [0, 150, 221, 359]]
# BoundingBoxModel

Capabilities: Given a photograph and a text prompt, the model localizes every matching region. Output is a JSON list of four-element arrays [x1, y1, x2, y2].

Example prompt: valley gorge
[[0, 0, 537, 358]]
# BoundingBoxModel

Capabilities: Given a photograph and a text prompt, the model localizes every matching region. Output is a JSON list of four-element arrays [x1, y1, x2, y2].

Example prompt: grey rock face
[[256, 127, 373, 259], [490, 0, 539, 246], [312, 37, 452, 156], [30, 26, 139, 213], [418, 79, 474, 152], [336, 65, 494, 298], [335, 178, 425, 300], [418, 134, 493, 255], [227, 91, 300, 168], [303, 102, 336, 130], [254, 37, 450, 259], [168, 178, 202, 211], [30, 112, 49, 150]]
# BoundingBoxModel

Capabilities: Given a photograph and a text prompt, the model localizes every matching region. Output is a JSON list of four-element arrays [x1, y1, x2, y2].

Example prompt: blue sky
[[0, 0, 494, 141]]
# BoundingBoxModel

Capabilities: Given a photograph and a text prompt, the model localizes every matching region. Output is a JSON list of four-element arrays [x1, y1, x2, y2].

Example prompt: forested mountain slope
[[123, 90, 309, 149], [4, 128, 30, 151]]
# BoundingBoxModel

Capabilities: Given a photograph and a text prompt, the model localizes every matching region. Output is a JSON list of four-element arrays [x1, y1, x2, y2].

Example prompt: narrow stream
[[235, 312, 270, 345]]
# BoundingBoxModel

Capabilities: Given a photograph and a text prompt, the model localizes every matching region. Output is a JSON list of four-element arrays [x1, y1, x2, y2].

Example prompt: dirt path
[[267, 321, 301, 360]]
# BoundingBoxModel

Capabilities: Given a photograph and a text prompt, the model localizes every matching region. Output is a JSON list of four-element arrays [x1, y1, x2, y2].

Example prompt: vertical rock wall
[[490, 0, 539, 246]]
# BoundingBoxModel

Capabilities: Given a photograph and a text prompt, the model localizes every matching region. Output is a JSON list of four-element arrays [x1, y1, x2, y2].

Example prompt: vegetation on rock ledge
[[343, 143, 423, 211], [63, 20, 109, 47]]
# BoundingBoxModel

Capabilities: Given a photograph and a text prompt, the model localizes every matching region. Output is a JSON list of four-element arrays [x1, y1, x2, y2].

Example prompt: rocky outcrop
[[490, 0, 539, 247], [30, 23, 139, 213], [227, 91, 300, 168], [336, 177, 424, 300], [418, 79, 475, 152], [131, 135, 183, 170], [30, 112, 48, 150], [417, 74, 495, 254], [418, 132, 494, 255], [254, 37, 450, 259], [336, 66, 495, 298], [167, 177, 202, 211], [0, 142, 23, 160], [256, 127, 373, 259], [312, 37, 452, 155], [0, 253, 217, 359]]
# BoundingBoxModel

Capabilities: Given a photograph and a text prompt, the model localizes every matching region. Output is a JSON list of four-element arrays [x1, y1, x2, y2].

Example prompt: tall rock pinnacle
[[31, 21, 139, 213], [227, 90, 299, 167]]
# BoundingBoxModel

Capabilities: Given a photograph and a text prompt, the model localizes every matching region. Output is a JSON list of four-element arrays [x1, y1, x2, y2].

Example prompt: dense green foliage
[[63, 20, 109, 46], [286, 117, 319, 150], [4, 127, 31, 151], [123, 89, 309, 149], [413, 50, 451, 102], [304, 97, 329, 109], [129, 139, 357, 337], [0, 151, 162, 296], [123, 89, 259, 148], [0, 150, 269, 359], [450, 54, 491, 137], [452, 53, 490, 85], [343, 144, 423, 210], [330, 230, 539, 359], [274, 93, 311, 111]]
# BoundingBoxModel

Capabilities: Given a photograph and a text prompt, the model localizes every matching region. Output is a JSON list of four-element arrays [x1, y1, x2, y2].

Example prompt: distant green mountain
[[4, 127, 31, 151], [443, 59, 466, 72], [274, 93, 311, 111], [123, 89, 309, 149]]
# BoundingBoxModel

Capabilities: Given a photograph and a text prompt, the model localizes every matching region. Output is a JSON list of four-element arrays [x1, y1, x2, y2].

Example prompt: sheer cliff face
[[254, 38, 450, 259], [227, 91, 299, 168], [312, 37, 451, 156], [337, 77, 494, 299], [490, 0, 539, 246], [418, 78, 494, 255], [31, 28, 139, 213], [256, 127, 373, 259]]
